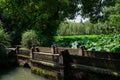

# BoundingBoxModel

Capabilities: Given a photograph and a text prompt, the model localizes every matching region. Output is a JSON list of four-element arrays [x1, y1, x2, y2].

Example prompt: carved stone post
[[59, 50, 73, 80], [51, 45, 59, 62], [79, 46, 85, 56], [51, 45, 55, 54], [15, 45, 20, 54], [30, 45, 35, 59]]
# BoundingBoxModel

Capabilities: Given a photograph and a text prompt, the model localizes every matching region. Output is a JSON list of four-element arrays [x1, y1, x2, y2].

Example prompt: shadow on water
[[23, 63, 30, 68], [0, 66, 18, 77]]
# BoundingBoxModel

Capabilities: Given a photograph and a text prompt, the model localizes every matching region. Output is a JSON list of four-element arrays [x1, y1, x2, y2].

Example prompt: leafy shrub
[[21, 29, 53, 48], [21, 30, 41, 49], [0, 27, 10, 54], [111, 45, 120, 53]]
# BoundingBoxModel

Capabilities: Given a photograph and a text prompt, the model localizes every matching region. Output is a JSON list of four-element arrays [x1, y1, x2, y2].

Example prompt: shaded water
[[0, 67, 48, 80]]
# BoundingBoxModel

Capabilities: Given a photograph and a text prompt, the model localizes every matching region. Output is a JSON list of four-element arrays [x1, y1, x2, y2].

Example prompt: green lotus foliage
[[54, 35, 120, 53]]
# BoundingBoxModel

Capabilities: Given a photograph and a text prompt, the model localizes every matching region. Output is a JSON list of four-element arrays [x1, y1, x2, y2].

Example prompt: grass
[[31, 67, 59, 80]]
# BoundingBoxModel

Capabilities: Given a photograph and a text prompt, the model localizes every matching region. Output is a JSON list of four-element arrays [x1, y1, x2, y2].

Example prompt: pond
[[0, 67, 48, 80]]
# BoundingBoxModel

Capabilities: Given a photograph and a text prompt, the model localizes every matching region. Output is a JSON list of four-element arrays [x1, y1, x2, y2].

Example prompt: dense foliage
[[0, 0, 80, 45], [102, 0, 120, 21], [54, 35, 120, 53], [80, 0, 116, 23], [102, 0, 120, 33], [0, 21, 10, 65]]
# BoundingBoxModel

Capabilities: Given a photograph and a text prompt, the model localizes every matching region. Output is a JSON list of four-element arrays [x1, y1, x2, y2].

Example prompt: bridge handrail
[[33, 52, 59, 56]]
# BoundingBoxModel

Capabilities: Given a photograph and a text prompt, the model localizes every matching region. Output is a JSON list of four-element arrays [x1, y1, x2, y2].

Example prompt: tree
[[101, 0, 120, 33], [80, 0, 116, 23], [0, 0, 80, 46], [109, 15, 120, 33], [0, 0, 116, 46], [102, 0, 120, 22]]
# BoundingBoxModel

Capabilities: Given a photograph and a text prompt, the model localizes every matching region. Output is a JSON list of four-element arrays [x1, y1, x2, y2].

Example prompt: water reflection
[[0, 67, 48, 80]]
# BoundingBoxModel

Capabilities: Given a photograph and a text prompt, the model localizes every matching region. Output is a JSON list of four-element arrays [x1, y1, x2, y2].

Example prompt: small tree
[[21, 30, 41, 49]]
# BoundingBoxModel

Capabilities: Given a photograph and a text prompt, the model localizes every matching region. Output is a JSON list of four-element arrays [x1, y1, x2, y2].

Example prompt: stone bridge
[[7, 45, 120, 80]]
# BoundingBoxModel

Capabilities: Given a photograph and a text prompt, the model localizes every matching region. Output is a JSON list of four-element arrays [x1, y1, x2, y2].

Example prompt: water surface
[[0, 67, 48, 80]]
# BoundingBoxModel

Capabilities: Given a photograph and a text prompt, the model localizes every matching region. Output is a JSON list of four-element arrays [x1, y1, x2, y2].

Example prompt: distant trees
[[57, 22, 85, 35], [57, 21, 118, 36], [57, 21, 91, 36]]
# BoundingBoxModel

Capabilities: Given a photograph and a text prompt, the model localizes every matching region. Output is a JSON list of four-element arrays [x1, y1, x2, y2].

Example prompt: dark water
[[0, 67, 48, 80]]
